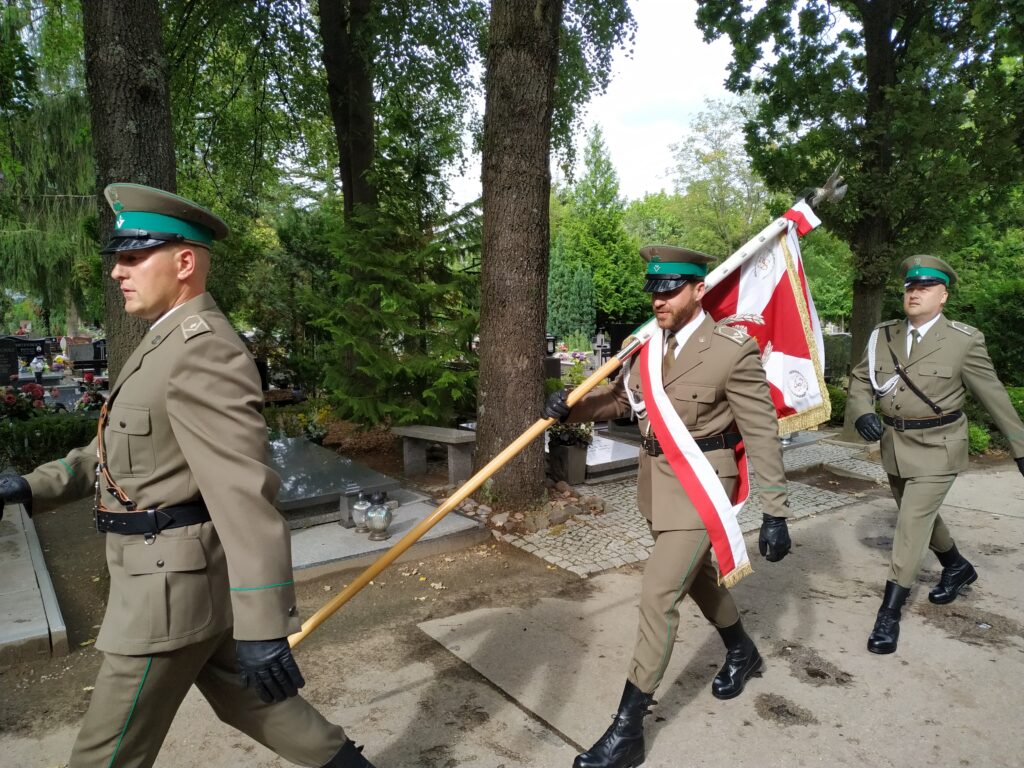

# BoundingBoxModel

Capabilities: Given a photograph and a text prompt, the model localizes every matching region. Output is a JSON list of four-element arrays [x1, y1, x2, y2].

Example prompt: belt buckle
[[892, 416, 906, 432]]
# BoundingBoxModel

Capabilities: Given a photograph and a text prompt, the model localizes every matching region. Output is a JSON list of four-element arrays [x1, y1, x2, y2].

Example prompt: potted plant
[[545, 349, 594, 485]]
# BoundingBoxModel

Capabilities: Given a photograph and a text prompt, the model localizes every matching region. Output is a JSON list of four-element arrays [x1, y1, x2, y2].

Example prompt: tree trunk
[[476, 0, 563, 505], [82, 0, 176, 382], [317, 0, 377, 217]]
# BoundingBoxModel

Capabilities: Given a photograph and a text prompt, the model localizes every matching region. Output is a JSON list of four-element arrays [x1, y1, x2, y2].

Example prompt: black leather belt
[[641, 432, 742, 457], [95, 502, 210, 535], [882, 410, 962, 432]]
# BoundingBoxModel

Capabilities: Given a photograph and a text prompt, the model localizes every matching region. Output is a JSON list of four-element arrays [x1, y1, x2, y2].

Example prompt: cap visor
[[904, 278, 945, 288], [100, 236, 170, 255], [643, 277, 692, 293]]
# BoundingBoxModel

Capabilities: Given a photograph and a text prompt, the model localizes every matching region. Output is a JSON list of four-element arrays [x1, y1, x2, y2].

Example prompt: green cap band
[[114, 211, 215, 245], [905, 266, 949, 285], [645, 262, 707, 278]]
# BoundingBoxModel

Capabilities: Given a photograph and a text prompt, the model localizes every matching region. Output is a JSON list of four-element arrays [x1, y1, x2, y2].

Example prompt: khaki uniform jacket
[[568, 314, 788, 530], [848, 316, 1024, 478], [25, 293, 300, 655]]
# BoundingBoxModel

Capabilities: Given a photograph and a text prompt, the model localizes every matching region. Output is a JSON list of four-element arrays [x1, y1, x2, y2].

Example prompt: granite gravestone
[[0, 338, 18, 386]]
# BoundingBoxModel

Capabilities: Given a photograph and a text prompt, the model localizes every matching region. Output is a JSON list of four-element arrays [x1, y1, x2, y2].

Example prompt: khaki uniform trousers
[[886, 474, 957, 589], [69, 629, 346, 768], [628, 522, 740, 695]]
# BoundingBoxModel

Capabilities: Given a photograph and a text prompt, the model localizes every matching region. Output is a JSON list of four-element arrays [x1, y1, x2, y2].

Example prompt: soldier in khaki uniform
[[544, 246, 792, 768], [848, 255, 1024, 655], [0, 184, 374, 768]]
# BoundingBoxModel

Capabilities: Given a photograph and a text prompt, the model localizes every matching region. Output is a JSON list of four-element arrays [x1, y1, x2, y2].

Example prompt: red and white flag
[[624, 200, 831, 585], [702, 200, 831, 432]]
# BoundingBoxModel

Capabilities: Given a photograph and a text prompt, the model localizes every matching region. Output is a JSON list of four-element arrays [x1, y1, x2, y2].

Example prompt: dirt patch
[[772, 642, 853, 687], [754, 693, 819, 726], [786, 465, 887, 496], [0, 497, 585, 742], [978, 544, 1017, 557], [860, 535, 893, 550], [916, 602, 1024, 648]]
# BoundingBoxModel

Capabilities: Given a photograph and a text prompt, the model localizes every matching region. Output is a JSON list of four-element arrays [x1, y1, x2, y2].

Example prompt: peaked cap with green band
[[640, 244, 714, 293], [900, 254, 957, 288], [100, 183, 229, 255]]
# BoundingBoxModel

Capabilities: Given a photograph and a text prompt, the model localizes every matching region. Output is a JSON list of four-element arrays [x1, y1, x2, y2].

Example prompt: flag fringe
[[779, 234, 832, 429], [719, 561, 753, 588]]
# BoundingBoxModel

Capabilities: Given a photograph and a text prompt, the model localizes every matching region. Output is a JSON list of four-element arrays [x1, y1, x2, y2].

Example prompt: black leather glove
[[236, 638, 305, 703], [0, 474, 33, 521], [855, 413, 883, 442], [543, 390, 571, 422], [758, 514, 791, 562], [1017, 456, 1024, 478]]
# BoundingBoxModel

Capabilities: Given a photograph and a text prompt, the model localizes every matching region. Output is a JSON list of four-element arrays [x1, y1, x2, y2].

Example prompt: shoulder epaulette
[[180, 314, 213, 342], [714, 324, 748, 345], [875, 319, 901, 329], [948, 320, 975, 336]]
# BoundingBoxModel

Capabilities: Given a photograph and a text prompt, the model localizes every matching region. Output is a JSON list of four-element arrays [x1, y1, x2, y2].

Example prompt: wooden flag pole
[[289, 170, 846, 648], [288, 347, 638, 648]]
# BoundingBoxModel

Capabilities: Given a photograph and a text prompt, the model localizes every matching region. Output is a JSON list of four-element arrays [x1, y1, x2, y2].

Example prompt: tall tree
[[477, 0, 563, 502], [554, 125, 645, 326], [82, 0, 177, 379], [669, 97, 770, 255], [317, 0, 377, 217], [477, 0, 633, 505], [696, 1, 1024, 368]]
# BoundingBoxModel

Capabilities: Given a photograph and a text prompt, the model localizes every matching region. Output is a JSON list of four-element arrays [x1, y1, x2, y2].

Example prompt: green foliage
[[825, 384, 846, 427], [668, 96, 770, 255], [0, 2, 101, 335], [696, 2, 1024, 292], [801, 228, 854, 325], [553, 126, 647, 326], [0, 413, 97, 474], [547, 243, 595, 340], [316, 202, 480, 426], [968, 423, 991, 456]]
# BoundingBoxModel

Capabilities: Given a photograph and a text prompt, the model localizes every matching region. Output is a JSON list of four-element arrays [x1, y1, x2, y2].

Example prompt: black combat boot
[[322, 739, 376, 768], [928, 544, 978, 605], [573, 680, 655, 768], [867, 580, 910, 655], [711, 619, 763, 700]]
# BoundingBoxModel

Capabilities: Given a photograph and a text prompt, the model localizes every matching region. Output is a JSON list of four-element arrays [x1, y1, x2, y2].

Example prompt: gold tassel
[[719, 561, 753, 588]]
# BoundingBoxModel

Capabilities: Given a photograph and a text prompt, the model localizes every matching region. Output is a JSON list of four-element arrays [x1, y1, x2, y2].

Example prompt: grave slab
[[268, 437, 400, 529]]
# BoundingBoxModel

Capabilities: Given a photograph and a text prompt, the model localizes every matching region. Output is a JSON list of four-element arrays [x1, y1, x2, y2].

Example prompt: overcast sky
[[449, 0, 734, 205]]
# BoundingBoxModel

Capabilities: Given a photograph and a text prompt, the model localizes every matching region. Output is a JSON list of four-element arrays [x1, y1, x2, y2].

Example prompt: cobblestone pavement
[[500, 440, 875, 577]]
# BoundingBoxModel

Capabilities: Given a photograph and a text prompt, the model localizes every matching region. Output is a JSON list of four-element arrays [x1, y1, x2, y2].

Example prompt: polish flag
[[701, 201, 831, 431]]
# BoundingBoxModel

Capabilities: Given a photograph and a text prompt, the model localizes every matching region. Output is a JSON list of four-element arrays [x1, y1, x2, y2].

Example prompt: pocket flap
[[673, 384, 716, 404], [108, 404, 152, 436], [124, 536, 206, 575], [918, 365, 953, 378]]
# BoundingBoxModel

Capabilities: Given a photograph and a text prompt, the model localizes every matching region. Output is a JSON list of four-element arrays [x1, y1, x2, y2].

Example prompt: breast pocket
[[120, 535, 213, 642], [671, 384, 717, 427], [917, 364, 953, 379], [106, 403, 155, 477]]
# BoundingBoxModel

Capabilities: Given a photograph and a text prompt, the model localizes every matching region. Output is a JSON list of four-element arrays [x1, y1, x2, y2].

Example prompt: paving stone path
[[500, 440, 875, 577]]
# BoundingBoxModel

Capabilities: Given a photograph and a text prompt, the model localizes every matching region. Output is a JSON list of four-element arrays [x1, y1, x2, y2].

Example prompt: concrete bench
[[392, 426, 476, 486]]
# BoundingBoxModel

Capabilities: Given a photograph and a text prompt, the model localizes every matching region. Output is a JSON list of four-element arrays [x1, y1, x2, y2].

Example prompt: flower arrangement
[[1, 383, 47, 420], [547, 353, 594, 446], [51, 354, 69, 372], [74, 372, 108, 412]]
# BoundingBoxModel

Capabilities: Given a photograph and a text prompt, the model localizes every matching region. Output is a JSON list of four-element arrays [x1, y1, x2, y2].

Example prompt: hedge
[[0, 414, 99, 474]]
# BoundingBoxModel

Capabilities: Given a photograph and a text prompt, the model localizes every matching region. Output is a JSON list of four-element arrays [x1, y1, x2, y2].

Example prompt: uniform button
[[288, 605, 298, 617], [119, 421, 127, 428], [899, 386, 905, 391], [156, 559, 165, 568], [691, 393, 698, 399], [895, 405, 901, 410]]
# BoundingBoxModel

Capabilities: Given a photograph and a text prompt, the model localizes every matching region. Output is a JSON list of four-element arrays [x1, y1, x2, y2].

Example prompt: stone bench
[[392, 426, 476, 486]]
